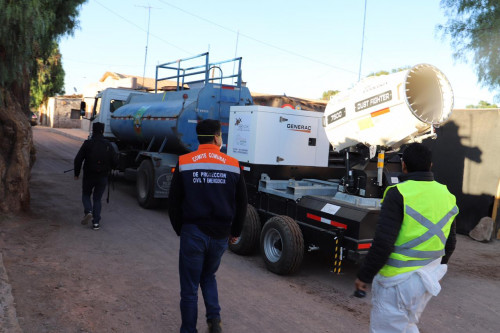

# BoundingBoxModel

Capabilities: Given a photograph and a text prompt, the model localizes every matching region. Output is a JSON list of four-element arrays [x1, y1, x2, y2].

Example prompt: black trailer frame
[[230, 162, 382, 275]]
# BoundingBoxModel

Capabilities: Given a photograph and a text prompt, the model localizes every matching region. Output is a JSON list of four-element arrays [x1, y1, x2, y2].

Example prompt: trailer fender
[[260, 215, 304, 275]]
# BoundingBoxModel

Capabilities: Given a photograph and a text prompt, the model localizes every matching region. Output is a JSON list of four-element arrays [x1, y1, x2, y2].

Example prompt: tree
[[367, 67, 411, 77], [30, 42, 66, 109], [367, 70, 390, 77], [322, 67, 410, 100], [322, 90, 340, 100], [0, 0, 87, 213], [466, 100, 498, 109], [439, 0, 500, 100]]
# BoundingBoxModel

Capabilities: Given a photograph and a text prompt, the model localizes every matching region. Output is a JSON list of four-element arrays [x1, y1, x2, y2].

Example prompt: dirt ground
[[0, 126, 499, 333]]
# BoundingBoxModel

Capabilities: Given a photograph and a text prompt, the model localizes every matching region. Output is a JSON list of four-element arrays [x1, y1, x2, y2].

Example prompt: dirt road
[[0, 126, 498, 332]]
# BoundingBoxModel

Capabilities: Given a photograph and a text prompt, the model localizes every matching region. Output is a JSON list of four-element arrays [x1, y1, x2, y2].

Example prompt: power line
[[94, 0, 193, 55], [93, 0, 361, 77], [155, 0, 358, 75], [63, 57, 139, 67]]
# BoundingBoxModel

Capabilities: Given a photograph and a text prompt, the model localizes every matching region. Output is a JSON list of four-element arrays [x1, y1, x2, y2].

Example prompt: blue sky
[[59, 0, 497, 108]]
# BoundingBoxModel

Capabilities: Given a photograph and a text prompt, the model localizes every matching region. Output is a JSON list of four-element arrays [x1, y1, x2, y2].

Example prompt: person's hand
[[355, 278, 367, 292], [229, 236, 239, 244], [354, 278, 368, 298], [74, 176, 79, 180]]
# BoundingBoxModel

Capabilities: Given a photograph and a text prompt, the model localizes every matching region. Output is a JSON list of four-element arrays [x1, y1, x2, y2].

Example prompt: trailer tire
[[260, 215, 304, 275], [137, 159, 160, 209], [229, 204, 261, 255]]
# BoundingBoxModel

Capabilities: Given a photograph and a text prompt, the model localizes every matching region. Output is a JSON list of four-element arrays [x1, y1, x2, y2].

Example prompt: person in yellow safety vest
[[355, 143, 458, 333]]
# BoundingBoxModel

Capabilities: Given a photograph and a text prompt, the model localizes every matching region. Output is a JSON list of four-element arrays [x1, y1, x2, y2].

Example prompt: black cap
[[92, 122, 105, 135]]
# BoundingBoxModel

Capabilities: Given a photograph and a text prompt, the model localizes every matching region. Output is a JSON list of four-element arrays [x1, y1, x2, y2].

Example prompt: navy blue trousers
[[179, 224, 228, 333], [82, 174, 107, 224]]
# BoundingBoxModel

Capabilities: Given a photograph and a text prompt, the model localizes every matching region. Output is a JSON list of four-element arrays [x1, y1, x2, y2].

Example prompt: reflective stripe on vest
[[179, 162, 240, 174], [386, 205, 458, 268], [178, 144, 240, 174]]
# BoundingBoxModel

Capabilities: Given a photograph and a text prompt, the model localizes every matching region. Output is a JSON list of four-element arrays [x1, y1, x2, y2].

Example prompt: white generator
[[228, 106, 330, 167]]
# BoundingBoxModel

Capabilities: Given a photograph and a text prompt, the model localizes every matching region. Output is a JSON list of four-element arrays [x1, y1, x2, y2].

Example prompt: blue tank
[[110, 84, 253, 154]]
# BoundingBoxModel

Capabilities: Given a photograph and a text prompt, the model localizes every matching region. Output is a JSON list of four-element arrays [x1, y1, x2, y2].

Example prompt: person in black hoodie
[[74, 122, 117, 230]]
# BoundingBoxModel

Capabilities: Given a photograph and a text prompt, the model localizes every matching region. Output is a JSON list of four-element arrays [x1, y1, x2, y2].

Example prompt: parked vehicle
[[30, 111, 38, 126], [81, 52, 253, 208]]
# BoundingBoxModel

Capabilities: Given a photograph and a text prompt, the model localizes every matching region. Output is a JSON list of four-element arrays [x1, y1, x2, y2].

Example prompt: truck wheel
[[137, 160, 159, 208], [260, 215, 304, 275], [229, 204, 261, 255]]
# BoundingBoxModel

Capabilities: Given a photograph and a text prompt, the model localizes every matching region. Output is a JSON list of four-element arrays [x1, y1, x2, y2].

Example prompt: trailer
[[226, 64, 454, 275]]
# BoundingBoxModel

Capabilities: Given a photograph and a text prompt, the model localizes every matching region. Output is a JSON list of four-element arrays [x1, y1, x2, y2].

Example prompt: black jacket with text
[[168, 144, 248, 239]]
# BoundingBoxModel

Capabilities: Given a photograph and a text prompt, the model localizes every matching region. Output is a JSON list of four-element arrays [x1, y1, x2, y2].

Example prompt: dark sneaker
[[92, 223, 100, 230], [81, 213, 92, 225], [207, 318, 222, 333]]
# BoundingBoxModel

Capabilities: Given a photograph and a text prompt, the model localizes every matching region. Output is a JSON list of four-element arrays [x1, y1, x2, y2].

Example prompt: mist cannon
[[323, 64, 454, 151]]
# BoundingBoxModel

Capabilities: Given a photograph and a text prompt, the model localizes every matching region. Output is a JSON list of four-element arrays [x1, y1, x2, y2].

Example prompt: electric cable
[[155, 0, 358, 75], [94, 0, 193, 54]]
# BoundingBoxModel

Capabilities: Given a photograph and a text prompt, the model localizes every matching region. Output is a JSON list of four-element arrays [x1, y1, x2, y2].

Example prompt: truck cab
[[87, 88, 150, 139]]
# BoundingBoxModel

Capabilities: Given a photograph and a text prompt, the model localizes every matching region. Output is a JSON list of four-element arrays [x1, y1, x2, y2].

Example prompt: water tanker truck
[[83, 53, 253, 208], [84, 54, 454, 275]]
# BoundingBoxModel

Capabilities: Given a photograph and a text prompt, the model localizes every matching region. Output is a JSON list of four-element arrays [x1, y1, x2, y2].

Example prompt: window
[[70, 109, 80, 119], [110, 99, 125, 113]]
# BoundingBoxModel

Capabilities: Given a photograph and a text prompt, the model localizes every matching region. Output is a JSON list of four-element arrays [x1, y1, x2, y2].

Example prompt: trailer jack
[[332, 236, 344, 275]]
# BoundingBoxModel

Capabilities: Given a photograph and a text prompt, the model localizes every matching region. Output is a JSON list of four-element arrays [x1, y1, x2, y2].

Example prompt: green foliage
[[367, 70, 390, 77], [367, 66, 411, 77], [439, 0, 500, 100], [30, 42, 66, 108], [322, 90, 340, 100], [465, 100, 498, 109], [322, 66, 411, 99], [0, 0, 87, 99]]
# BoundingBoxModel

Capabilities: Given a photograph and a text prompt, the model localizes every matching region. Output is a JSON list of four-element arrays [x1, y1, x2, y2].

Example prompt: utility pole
[[358, 0, 368, 82], [136, 4, 159, 89], [232, 30, 240, 80]]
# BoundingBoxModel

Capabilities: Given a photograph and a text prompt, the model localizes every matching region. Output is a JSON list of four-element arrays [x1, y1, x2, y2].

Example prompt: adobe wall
[[424, 109, 500, 234], [52, 98, 82, 128], [39, 96, 82, 128]]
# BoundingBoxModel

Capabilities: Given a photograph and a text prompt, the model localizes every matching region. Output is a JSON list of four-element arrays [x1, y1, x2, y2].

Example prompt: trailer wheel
[[137, 160, 159, 208], [229, 204, 261, 255], [260, 216, 304, 275]]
